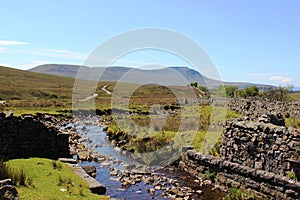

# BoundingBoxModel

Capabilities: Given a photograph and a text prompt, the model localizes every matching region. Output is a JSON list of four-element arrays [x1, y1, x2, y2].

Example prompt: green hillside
[[0, 65, 74, 100], [0, 65, 202, 115], [0, 66, 77, 115]]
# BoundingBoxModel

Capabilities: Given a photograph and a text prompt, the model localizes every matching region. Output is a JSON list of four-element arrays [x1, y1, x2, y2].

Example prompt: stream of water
[[69, 119, 225, 200]]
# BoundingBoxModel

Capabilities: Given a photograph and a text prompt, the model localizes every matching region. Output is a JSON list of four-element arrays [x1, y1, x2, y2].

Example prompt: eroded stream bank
[[65, 117, 225, 200]]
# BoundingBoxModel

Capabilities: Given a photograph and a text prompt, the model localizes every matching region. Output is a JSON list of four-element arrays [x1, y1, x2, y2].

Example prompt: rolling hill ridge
[[30, 64, 273, 89]]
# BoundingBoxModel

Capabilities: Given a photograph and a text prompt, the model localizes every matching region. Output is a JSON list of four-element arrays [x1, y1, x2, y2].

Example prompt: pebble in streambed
[[106, 163, 199, 200]]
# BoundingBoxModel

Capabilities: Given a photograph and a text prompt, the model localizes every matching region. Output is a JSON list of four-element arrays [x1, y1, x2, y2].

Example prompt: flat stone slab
[[58, 158, 77, 164], [66, 163, 106, 195], [0, 179, 12, 186]]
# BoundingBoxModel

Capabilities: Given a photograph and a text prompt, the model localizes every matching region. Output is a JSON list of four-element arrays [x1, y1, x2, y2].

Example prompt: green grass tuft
[[225, 187, 254, 200], [0, 160, 28, 186], [52, 160, 63, 171], [287, 171, 298, 181], [6, 158, 108, 200], [204, 167, 218, 181], [285, 117, 300, 129]]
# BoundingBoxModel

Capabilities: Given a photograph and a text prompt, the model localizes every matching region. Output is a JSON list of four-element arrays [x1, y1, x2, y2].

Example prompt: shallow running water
[[71, 120, 225, 199]]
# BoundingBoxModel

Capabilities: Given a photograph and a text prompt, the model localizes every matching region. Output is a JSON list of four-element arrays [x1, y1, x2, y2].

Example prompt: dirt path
[[101, 84, 111, 94]]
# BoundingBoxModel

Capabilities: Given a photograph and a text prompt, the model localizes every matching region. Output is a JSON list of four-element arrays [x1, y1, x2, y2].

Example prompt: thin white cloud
[[6, 48, 88, 61], [140, 51, 162, 61], [0, 40, 28, 45], [0, 47, 88, 70], [19, 60, 49, 69], [46, 49, 78, 54], [42, 49, 88, 60], [269, 76, 292, 84]]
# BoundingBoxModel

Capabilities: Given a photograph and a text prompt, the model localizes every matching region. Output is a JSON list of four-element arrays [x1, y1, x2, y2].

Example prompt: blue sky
[[0, 0, 299, 86]]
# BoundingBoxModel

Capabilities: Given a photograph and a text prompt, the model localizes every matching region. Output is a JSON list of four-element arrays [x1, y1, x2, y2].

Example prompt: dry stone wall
[[199, 97, 300, 119], [221, 114, 300, 177], [228, 97, 300, 119], [0, 113, 70, 159], [179, 111, 300, 199], [180, 151, 300, 199]]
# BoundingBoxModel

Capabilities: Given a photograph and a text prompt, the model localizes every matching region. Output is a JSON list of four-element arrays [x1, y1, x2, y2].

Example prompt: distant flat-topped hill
[[29, 64, 272, 89]]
